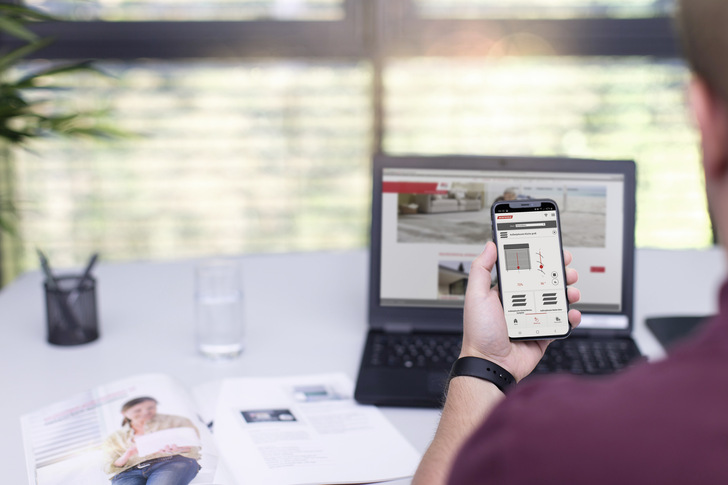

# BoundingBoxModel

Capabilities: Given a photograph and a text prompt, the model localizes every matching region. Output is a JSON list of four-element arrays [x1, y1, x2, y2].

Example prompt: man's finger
[[567, 286, 580, 305], [566, 267, 578, 286], [568, 308, 582, 328], [479, 241, 497, 272], [469, 241, 497, 290]]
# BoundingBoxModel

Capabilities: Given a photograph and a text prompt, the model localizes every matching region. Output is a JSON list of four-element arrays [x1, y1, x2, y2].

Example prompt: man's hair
[[676, 0, 728, 101]]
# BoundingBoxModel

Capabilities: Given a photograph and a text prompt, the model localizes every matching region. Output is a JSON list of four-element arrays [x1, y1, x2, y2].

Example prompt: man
[[413, 1, 728, 483]]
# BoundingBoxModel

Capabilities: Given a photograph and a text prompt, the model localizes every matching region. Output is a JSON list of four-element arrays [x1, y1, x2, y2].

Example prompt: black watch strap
[[449, 356, 516, 394]]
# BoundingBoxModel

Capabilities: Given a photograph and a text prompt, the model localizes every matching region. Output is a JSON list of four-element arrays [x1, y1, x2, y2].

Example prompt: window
[[413, 0, 673, 19], [12, 60, 371, 270], [27, 0, 345, 21], [384, 57, 708, 248], [1, 0, 707, 285]]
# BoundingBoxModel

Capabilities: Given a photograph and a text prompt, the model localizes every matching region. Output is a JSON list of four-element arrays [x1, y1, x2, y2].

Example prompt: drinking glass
[[195, 261, 245, 359]]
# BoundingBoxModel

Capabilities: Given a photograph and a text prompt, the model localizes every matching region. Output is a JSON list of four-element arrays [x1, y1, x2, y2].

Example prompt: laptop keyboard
[[532, 337, 643, 376], [368, 332, 461, 371], [367, 332, 643, 377]]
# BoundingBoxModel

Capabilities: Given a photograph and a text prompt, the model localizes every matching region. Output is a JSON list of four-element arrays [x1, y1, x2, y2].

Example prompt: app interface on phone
[[494, 205, 569, 338]]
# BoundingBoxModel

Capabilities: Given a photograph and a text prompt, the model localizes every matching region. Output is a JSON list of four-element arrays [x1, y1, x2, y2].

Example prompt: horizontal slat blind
[[14, 60, 372, 269], [27, 0, 345, 21], [384, 57, 709, 248]]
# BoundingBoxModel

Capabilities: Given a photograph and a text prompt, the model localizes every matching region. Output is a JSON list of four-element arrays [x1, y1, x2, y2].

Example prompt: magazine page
[[21, 373, 219, 485], [214, 372, 421, 485]]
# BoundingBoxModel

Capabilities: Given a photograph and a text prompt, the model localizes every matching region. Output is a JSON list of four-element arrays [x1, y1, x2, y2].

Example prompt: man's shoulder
[[507, 337, 726, 419], [449, 326, 728, 484], [509, 316, 728, 416]]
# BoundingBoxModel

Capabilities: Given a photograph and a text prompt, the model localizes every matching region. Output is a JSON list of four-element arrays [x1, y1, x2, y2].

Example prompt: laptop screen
[[372, 156, 635, 332]]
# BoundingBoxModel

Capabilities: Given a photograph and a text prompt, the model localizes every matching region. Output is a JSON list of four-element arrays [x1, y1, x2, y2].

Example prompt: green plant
[[0, 3, 112, 142], [0, 2, 119, 238], [0, 2, 125, 285]]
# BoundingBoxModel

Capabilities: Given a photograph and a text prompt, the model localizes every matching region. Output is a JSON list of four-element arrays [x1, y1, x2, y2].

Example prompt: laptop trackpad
[[356, 369, 448, 406]]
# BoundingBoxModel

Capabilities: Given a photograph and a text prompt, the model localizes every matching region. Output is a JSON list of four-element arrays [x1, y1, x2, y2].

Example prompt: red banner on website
[[382, 181, 450, 194]]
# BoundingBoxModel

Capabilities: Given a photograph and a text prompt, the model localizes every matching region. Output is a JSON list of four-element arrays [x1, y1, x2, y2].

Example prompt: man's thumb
[[469, 241, 497, 290]]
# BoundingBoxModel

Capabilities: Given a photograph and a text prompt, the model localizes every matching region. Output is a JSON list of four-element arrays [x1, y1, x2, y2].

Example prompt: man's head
[[677, 0, 728, 245], [677, 0, 728, 102]]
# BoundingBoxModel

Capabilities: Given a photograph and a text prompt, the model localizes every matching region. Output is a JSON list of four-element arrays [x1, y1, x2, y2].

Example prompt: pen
[[68, 252, 99, 306], [80, 252, 98, 282], [38, 249, 86, 340], [37, 249, 59, 290]]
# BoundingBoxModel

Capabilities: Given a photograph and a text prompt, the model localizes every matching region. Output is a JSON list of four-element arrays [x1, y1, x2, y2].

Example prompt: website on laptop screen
[[379, 167, 628, 330]]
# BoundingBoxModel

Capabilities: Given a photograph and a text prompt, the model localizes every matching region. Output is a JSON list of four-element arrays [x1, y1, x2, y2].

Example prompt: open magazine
[[214, 373, 421, 484], [20, 374, 220, 485], [21, 373, 420, 485]]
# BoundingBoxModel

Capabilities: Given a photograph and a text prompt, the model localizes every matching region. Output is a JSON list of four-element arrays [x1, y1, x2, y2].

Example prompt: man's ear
[[689, 77, 728, 179]]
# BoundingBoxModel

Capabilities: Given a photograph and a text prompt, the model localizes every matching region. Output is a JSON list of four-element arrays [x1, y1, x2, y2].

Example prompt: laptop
[[354, 154, 640, 407]]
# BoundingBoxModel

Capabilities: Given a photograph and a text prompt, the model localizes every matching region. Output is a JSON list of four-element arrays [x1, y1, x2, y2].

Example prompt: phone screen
[[492, 200, 571, 340]]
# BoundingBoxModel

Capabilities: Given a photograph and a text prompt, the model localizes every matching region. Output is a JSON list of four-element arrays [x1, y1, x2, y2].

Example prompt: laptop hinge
[[383, 323, 415, 334], [579, 329, 630, 339]]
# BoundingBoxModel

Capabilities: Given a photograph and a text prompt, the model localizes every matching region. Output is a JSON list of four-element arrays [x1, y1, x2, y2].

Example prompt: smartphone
[[491, 199, 571, 340]]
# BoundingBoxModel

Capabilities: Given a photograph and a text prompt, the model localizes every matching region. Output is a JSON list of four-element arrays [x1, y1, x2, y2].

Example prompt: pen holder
[[44, 276, 99, 346]]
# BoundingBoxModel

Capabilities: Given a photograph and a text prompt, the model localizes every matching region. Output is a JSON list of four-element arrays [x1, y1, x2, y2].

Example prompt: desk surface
[[1, 248, 725, 484]]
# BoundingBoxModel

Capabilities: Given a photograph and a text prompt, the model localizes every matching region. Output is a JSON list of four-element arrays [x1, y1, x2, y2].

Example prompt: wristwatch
[[449, 356, 516, 393]]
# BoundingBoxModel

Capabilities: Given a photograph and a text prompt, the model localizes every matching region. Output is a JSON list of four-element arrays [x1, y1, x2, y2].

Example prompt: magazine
[[215, 373, 421, 485], [20, 374, 220, 485], [21, 373, 421, 485]]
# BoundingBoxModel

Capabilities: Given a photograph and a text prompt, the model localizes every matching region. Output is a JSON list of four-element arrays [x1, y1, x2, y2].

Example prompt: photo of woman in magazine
[[103, 396, 202, 485]]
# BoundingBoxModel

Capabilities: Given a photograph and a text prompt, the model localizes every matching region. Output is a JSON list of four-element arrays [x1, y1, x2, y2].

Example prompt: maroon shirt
[[448, 284, 728, 484]]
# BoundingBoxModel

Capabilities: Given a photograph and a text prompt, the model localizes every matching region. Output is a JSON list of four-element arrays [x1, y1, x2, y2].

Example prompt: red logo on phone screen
[[497, 215, 513, 219]]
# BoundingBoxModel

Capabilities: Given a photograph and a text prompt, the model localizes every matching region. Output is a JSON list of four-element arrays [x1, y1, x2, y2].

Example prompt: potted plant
[[0, 2, 117, 282]]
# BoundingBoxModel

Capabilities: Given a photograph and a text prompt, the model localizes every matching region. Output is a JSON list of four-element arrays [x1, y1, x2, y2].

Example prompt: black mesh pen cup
[[44, 275, 99, 346]]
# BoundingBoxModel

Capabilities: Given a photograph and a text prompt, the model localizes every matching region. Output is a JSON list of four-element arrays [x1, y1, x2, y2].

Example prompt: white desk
[[1, 248, 725, 484]]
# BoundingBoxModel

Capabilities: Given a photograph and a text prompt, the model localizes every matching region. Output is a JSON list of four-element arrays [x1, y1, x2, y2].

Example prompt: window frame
[[0, 0, 691, 284], [379, 16, 679, 57], [4, 1, 370, 58], [2, 0, 683, 156]]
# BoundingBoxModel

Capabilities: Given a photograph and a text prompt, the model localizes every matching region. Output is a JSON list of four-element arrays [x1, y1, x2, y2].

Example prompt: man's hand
[[413, 242, 581, 485], [460, 241, 581, 382], [412, 242, 581, 485]]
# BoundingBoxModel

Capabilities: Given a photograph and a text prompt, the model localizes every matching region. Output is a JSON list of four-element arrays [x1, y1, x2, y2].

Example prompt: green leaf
[[0, 16, 39, 42], [0, 196, 18, 213], [0, 4, 58, 22], [0, 4, 128, 150], [16, 60, 107, 87], [60, 127, 108, 137], [0, 202, 18, 236], [0, 127, 33, 143], [0, 37, 54, 72], [0, 94, 30, 110], [0, 109, 29, 121], [0, 216, 17, 237], [45, 114, 81, 127]]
